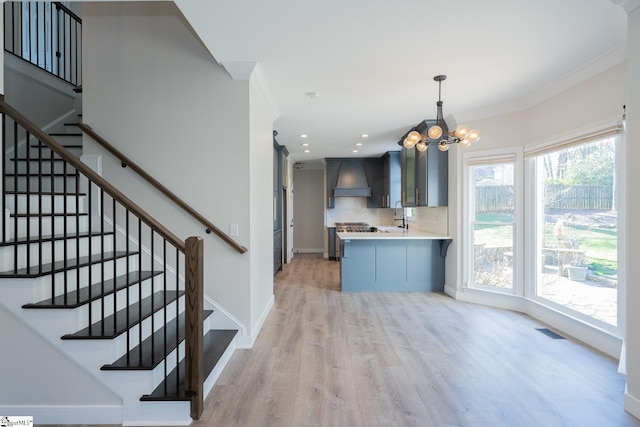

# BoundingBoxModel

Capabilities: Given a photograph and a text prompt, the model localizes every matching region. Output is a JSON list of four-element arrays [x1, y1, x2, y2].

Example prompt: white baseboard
[[625, 390, 640, 420], [236, 294, 275, 349], [0, 405, 123, 425]]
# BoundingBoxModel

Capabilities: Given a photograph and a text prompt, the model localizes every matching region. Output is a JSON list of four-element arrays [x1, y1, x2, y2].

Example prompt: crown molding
[[221, 61, 280, 121], [611, 0, 640, 13]]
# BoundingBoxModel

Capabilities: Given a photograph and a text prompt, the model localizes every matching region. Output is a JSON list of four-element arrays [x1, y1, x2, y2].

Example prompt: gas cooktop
[[335, 222, 377, 232]]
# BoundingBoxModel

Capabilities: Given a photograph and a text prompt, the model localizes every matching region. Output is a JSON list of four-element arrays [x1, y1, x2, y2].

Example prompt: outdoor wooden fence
[[475, 184, 613, 212]]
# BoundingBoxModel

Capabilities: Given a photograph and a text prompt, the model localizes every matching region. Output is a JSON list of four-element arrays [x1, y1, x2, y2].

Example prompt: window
[[464, 151, 520, 293], [529, 135, 620, 327]]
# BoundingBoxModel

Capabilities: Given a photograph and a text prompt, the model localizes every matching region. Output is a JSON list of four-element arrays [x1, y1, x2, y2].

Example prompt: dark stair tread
[[7, 172, 79, 177], [23, 270, 162, 309], [31, 143, 83, 148], [0, 250, 136, 278], [101, 309, 214, 370], [5, 191, 86, 196], [47, 133, 82, 137], [140, 329, 238, 401], [10, 157, 69, 162], [11, 212, 88, 218], [61, 290, 183, 340], [0, 230, 114, 246]]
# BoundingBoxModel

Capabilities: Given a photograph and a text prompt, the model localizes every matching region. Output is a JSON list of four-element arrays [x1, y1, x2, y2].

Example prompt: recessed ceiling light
[[299, 134, 308, 138], [304, 149, 310, 153], [352, 150, 358, 153], [361, 134, 369, 138], [301, 143, 309, 146], [356, 142, 363, 146]]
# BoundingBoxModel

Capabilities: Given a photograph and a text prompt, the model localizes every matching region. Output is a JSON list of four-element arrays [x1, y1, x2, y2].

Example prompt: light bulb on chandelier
[[401, 75, 480, 151]]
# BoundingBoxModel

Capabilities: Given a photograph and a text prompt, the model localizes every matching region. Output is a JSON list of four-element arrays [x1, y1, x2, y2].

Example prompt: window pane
[[471, 163, 515, 290], [535, 138, 617, 326]]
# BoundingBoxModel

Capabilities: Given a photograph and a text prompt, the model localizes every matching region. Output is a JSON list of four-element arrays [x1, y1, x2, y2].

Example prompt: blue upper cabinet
[[364, 151, 401, 208], [401, 146, 448, 207]]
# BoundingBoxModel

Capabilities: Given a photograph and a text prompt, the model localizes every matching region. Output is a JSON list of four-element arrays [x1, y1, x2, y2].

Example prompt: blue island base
[[340, 238, 450, 292]]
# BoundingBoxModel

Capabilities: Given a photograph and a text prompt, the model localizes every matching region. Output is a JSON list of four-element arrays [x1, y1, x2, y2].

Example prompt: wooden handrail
[[0, 99, 185, 252], [77, 123, 248, 254]]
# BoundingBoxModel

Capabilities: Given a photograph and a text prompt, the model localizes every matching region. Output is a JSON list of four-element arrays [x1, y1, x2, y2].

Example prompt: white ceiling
[[197, 0, 627, 164]]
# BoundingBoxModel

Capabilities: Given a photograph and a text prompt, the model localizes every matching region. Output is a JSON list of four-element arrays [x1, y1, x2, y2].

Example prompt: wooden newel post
[[184, 236, 204, 420]]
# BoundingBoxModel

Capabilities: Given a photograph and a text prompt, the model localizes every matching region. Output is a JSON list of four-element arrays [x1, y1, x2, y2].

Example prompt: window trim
[[524, 131, 624, 335], [462, 147, 524, 295]]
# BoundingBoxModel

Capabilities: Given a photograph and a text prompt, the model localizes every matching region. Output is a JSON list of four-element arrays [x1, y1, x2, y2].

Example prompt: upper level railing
[[0, 96, 205, 418], [4, 2, 82, 87], [77, 123, 248, 254]]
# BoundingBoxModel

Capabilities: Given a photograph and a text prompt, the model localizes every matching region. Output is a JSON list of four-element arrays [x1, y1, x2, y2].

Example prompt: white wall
[[0, 305, 121, 413], [249, 73, 276, 333], [625, 5, 640, 420], [4, 54, 78, 127], [81, 2, 272, 338], [293, 169, 324, 253]]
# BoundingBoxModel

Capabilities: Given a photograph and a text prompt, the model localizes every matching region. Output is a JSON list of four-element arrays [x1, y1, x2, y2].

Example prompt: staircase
[[0, 100, 239, 425]]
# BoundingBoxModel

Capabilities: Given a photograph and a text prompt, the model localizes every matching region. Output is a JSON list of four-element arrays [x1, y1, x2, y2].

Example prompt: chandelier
[[402, 75, 480, 152]]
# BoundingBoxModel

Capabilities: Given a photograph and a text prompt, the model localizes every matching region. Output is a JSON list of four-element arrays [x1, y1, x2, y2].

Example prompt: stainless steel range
[[334, 222, 377, 259], [334, 222, 376, 233]]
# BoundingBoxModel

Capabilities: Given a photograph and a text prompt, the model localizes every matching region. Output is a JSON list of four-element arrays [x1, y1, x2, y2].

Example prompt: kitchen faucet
[[393, 201, 408, 229]]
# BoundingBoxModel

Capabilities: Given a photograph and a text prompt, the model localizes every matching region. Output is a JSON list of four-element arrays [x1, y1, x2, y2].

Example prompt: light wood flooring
[[193, 253, 638, 427]]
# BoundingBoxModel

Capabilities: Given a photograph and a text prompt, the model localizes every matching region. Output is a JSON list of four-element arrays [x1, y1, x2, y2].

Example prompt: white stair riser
[[25, 255, 141, 296], [5, 175, 80, 193], [13, 215, 91, 237], [5, 161, 79, 175], [0, 234, 114, 271], [4, 194, 87, 214]]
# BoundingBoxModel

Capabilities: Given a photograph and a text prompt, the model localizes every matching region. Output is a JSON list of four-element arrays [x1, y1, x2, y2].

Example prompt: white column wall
[[249, 76, 276, 335], [81, 2, 267, 335], [625, 5, 640, 419]]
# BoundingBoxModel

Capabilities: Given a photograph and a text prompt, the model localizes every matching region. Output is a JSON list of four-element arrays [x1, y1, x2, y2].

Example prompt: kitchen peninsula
[[338, 227, 452, 292]]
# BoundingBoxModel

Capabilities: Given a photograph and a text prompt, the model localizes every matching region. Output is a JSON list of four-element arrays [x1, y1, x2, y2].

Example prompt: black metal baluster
[[27, 3, 32, 64], [150, 230, 154, 366], [112, 198, 117, 337], [25, 131, 31, 275], [87, 178, 93, 329], [126, 209, 130, 364], [47, 3, 52, 73], [175, 248, 180, 397], [75, 159, 81, 300], [37, 139, 43, 276], [12, 121, 18, 273], [63, 150, 68, 305], [49, 141, 55, 298], [138, 218, 142, 364], [163, 238, 167, 377], [61, 10, 67, 82], [124, 208, 132, 365], [100, 189, 105, 336], [35, 3, 40, 69]]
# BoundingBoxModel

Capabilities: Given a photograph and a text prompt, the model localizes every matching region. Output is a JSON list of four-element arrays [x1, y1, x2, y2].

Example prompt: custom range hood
[[333, 160, 372, 197]]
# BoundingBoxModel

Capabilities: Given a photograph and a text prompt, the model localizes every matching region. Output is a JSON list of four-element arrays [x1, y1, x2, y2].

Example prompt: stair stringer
[[0, 236, 239, 426], [0, 279, 124, 425], [0, 276, 206, 426]]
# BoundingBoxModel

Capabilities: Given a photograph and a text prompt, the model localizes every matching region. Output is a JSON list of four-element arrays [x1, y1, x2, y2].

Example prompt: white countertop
[[337, 226, 451, 240]]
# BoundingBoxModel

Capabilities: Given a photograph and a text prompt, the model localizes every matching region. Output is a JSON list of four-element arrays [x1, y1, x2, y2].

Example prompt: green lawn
[[474, 212, 617, 277]]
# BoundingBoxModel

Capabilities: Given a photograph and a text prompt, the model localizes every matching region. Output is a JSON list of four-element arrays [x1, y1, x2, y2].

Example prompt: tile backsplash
[[326, 197, 448, 235]]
